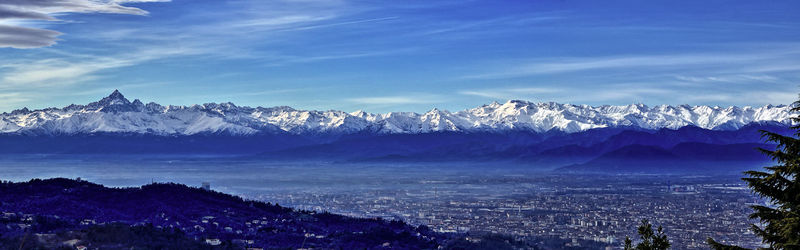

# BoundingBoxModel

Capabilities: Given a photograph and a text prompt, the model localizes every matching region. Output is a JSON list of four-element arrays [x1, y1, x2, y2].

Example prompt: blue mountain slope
[[0, 91, 793, 173], [558, 142, 775, 173]]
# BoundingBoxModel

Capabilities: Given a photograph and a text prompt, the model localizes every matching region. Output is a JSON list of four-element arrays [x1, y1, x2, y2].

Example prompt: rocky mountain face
[[0, 90, 793, 136]]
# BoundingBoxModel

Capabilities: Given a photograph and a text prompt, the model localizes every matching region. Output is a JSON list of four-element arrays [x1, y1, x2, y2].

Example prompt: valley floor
[[0, 156, 766, 249]]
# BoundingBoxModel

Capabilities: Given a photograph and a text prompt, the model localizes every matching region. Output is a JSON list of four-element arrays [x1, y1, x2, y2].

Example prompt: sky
[[0, 0, 799, 113]]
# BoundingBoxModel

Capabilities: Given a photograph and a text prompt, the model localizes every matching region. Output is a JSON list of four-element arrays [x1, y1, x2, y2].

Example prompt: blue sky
[[0, 0, 799, 113]]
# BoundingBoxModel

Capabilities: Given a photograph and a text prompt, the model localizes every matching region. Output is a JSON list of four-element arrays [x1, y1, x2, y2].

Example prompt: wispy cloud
[[228, 15, 337, 29], [462, 82, 796, 106], [0, 0, 169, 48], [59, 81, 173, 97], [674, 74, 780, 84], [189, 88, 313, 100], [281, 16, 398, 32], [81, 0, 400, 63], [0, 46, 200, 87], [576, 86, 674, 103], [1, 0, 798, 112], [260, 47, 419, 66], [683, 91, 798, 105], [0, 92, 30, 104], [459, 87, 561, 99], [387, 12, 568, 45], [0, 25, 61, 48], [0, 0, 410, 99], [0, 7, 55, 20], [347, 94, 445, 105], [464, 48, 800, 79]]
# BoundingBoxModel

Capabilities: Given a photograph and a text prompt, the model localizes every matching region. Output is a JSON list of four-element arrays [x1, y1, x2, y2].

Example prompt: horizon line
[[1, 90, 792, 115]]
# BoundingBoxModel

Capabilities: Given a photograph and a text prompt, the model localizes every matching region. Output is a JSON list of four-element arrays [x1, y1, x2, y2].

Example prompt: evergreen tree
[[742, 99, 800, 248], [624, 219, 670, 250], [709, 97, 800, 249]]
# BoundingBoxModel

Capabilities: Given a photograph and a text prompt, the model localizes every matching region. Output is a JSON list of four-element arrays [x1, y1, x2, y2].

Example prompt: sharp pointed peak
[[108, 89, 124, 99], [97, 89, 130, 104], [86, 89, 132, 111], [10, 107, 30, 115], [482, 101, 502, 109]]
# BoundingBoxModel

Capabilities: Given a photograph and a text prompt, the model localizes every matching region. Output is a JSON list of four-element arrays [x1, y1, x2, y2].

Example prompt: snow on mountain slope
[[0, 91, 794, 136]]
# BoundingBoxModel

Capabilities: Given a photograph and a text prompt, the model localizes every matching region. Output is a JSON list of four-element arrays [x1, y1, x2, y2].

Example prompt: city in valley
[[1, 159, 764, 249], [254, 171, 762, 249]]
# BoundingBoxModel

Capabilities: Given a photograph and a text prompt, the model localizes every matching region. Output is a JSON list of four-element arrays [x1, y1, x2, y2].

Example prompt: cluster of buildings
[[253, 175, 764, 249]]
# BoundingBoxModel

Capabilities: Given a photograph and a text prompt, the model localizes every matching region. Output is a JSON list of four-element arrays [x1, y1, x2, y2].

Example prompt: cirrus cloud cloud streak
[[0, 0, 799, 113], [0, 0, 168, 48]]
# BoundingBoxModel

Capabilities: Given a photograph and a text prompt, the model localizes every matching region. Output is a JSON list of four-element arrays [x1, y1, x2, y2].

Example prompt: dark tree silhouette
[[709, 96, 800, 249], [624, 219, 670, 250], [706, 238, 749, 250], [744, 98, 800, 248]]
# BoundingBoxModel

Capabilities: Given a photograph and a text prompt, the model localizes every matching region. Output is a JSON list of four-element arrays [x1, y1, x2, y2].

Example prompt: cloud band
[[0, 0, 167, 49]]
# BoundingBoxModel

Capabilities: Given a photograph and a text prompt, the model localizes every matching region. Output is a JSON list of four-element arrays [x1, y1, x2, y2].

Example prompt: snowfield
[[0, 90, 794, 136]]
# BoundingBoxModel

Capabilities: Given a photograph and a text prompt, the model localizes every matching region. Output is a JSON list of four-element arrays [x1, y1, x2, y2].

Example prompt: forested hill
[[0, 178, 442, 249]]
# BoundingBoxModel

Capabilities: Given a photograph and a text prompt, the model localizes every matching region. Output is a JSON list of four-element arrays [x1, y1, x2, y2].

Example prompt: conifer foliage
[[740, 98, 800, 248], [624, 219, 670, 250]]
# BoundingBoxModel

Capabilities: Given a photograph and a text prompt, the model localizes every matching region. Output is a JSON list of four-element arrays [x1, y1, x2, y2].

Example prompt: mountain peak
[[505, 99, 532, 106], [101, 89, 129, 103], [350, 110, 367, 116], [108, 89, 124, 99], [86, 89, 133, 111]]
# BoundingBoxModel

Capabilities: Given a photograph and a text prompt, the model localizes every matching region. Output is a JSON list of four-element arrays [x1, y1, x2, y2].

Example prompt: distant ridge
[[557, 142, 774, 173], [0, 90, 794, 136]]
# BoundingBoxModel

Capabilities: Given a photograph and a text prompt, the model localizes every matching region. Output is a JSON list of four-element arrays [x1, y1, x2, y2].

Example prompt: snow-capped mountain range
[[0, 90, 794, 136]]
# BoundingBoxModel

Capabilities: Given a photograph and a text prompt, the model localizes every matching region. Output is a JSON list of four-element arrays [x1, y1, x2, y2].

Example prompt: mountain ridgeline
[[0, 91, 794, 173]]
